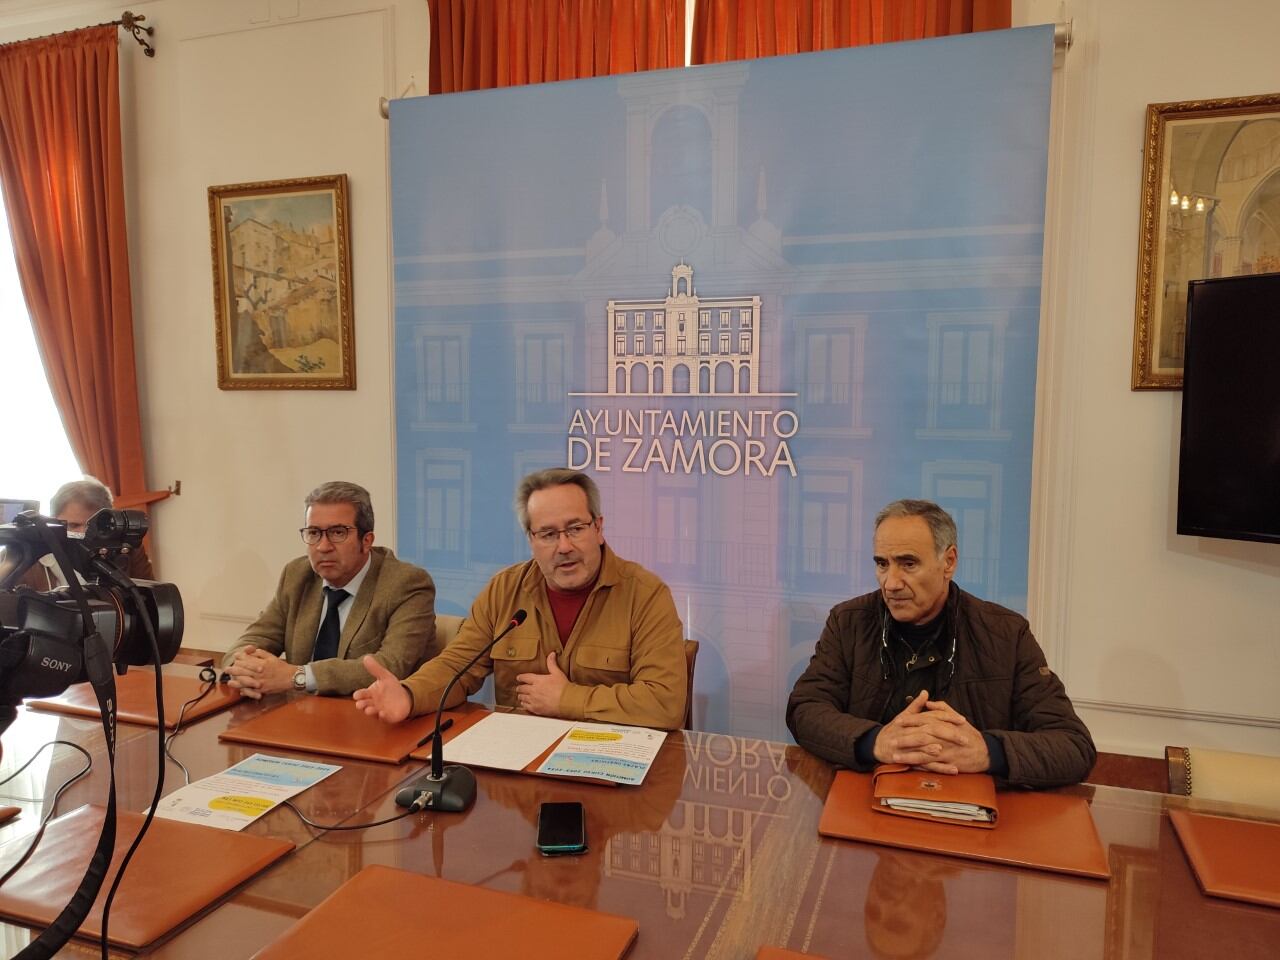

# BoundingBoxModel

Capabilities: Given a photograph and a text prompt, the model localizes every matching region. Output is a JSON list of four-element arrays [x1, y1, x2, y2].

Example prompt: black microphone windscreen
[[511, 609, 527, 626]]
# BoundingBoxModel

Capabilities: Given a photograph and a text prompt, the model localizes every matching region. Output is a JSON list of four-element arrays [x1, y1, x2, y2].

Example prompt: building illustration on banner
[[604, 262, 764, 397]]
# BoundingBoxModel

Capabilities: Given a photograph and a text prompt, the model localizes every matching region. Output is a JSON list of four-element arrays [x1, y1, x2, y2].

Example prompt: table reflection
[[3, 706, 1280, 960]]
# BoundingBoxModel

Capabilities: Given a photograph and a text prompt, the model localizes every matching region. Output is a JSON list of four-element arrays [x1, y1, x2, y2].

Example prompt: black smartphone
[[536, 801, 587, 856]]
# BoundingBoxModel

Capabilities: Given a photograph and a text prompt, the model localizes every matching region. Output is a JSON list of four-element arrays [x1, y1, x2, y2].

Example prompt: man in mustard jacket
[[355, 468, 686, 731]]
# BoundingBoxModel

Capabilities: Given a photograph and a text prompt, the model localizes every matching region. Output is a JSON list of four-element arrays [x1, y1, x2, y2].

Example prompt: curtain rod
[[378, 21, 1073, 118], [9, 10, 156, 57], [104, 10, 155, 57]]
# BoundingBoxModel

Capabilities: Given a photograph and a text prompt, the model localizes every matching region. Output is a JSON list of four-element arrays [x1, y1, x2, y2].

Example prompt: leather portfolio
[[1169, 808, 1280, 908], [819, 769, 1110, 879], [27, 667, 240, 730], [252, 864, 638, 959], [872, 763, 997, 827], [219, 695, 485, 764], [0, 804, 293, 948]]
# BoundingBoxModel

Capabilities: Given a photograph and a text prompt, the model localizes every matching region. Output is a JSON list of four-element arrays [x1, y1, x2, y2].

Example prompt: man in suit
[[224, 481, 437, 698], [11, 477, 155, 590]]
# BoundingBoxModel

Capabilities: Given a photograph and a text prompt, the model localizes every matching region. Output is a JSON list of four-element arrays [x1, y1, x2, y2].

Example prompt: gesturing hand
[[353, 655, 412, 723], [514, 651, 569, 717]]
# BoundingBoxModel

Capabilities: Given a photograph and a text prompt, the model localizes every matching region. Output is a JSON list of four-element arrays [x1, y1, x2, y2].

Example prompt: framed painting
[[209, 174, 355, 389], [1132, 92, 1280, 389]]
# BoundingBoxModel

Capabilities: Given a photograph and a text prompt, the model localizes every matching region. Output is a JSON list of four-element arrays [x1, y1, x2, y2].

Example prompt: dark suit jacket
[[224, 546, 438, 695]]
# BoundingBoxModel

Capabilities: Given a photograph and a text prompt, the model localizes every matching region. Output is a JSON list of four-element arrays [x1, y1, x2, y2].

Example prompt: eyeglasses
[[528, 520, 596, 547], [300, 525, 359, 545]]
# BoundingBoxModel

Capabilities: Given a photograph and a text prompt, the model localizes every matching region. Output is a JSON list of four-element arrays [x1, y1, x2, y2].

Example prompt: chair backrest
[[1165, 745, 1280, 808], [431, 614, 465, 661], [683, 639, 699, 730]]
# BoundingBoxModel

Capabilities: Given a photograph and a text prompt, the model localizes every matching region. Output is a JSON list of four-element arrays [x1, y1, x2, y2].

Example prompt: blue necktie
[[312, 586, 350, 661]]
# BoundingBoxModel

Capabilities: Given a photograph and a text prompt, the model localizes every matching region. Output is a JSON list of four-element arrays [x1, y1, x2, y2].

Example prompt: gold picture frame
[[1132, 92, 1280, 389], [209, 174, 355, 389]]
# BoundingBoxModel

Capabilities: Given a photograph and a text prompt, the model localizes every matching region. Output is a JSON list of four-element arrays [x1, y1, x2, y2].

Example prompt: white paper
[[536, 722, 666, 786], [441, 713, 574, 771], [153, 753, 340, 831], [882, 798, 994, 822]]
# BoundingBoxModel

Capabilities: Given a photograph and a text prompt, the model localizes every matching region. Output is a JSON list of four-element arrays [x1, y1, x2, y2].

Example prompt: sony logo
[[40, 657, 74, 672]]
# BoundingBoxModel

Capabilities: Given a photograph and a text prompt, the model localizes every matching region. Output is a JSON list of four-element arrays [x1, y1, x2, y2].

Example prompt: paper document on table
[[153, 753, 340, 831], [882, 798, 994, 822], [536, 722, 667, 786], [441, 713, 574, 771]]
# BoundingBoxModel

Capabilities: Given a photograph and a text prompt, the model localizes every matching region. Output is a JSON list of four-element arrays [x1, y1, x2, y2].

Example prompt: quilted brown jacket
[[786, 584, 1095, 788]]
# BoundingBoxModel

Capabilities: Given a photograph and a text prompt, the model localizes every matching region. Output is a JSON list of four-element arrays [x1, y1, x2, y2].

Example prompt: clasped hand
[[225, 645, 295, 699], [872, 690, 990, 775]]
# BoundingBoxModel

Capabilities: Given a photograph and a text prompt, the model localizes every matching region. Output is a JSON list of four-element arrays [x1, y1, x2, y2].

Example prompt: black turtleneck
[[879, 606, 950, 720]]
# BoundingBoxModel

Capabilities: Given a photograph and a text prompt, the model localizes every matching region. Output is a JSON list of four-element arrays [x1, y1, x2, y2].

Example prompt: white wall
[[2, 0, 1275, 757], [1020, 0, 1280, 756], [1, 0, 427, 649]]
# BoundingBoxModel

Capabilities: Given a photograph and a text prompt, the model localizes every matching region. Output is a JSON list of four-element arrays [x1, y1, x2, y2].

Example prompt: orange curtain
[[429, 0, 686, 93], [0, 26, 160, 510], [692, 0, 1011, 63]]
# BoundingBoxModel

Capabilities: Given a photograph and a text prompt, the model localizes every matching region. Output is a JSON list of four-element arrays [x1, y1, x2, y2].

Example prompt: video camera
[[0, 508, 182, 729]]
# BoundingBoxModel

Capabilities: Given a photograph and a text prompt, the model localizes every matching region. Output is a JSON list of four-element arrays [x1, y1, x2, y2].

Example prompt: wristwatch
[[292, 667, 307, 692]]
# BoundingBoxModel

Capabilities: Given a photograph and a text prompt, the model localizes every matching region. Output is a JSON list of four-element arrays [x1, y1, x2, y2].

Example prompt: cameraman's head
[[50, 478, 114, 538]]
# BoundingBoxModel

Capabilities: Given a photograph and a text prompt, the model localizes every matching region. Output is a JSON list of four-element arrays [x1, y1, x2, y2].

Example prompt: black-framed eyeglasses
[[528, 519, 596, 547], [300, 525, 359, 545]]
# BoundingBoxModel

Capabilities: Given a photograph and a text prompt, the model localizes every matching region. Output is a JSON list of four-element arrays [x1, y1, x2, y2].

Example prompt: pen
[[416, 717, 454, 749]]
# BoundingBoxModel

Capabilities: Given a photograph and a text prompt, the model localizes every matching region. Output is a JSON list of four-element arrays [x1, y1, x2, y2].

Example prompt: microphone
[[395, 609, 528, 813]]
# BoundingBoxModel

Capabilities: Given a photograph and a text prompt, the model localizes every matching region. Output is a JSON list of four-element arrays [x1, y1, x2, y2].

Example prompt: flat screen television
[[1177, 272, 1280, 544]]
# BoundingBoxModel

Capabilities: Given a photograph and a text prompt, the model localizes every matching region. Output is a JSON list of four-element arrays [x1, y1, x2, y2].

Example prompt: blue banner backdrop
[[390, 26, 1055, 741]]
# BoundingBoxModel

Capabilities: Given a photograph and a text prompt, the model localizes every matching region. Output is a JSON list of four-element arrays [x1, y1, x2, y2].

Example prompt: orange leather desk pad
[[757, 948, 830, 960], [0, 804, 293, 948], [253, 864, 638, 959], [819, 770, 1110, 880], [27, 668, 240, 730], [1170, 808, 1280, 908], [220, 696, 486, 764]]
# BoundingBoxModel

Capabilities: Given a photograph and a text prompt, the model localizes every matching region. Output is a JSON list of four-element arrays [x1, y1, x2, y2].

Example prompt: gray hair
[[51, 477, 113, 517], [874, 499, 957, 555], [305, 481, 374, 534], [514, 469, 601, 532]]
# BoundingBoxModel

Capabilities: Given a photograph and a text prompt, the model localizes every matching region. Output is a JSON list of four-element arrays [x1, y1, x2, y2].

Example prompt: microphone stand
[[395, 610, 527, 813]]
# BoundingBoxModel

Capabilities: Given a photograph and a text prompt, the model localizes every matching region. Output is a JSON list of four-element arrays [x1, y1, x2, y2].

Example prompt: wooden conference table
[[1, 678, 1277, 959]]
